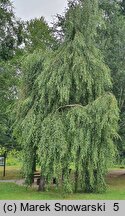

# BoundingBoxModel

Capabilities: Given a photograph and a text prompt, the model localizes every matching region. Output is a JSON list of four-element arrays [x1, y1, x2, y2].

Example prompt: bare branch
[[57, 104, 84, 111]]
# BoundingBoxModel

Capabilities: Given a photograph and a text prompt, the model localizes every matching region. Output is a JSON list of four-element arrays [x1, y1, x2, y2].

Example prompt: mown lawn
[[0, 166, 125, 200], [0, 179, 125, 200]]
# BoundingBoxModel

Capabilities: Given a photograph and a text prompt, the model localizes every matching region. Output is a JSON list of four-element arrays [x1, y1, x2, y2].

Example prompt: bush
[[6, 149, 23, 166]]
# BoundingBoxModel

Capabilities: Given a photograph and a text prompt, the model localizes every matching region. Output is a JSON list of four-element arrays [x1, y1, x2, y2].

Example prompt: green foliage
[[0, 2, 55, 151], [38, 94, 118, 192], [0, 60, 18, 149], [25, 17, 56, 52], [0, 0, 24, 150], [0, 146, 6, 155], [99, 0, 125, 160], [13, 50, 50, 183], [0, 147, 22, 166], [0, 0, 23, 60], [6, 149, 22, 166], [119, 0, 125, 15], [0, 0, 15, 60], [14, 0, 119, 193]]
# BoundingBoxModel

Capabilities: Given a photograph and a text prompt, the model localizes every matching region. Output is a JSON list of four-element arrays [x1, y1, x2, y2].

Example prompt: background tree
[[24, 17, 56, 52], [0, 61, 18, 150], [0, 0, 15, 60], [99, 0, 125, 162], [119, 0, 125, 15], [0, 0, 25, 60], [0, 0, 24, 151], [15, 0, 119, 193]]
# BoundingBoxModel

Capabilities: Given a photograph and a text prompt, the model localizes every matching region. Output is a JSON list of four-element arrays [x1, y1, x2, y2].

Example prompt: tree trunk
[[74, 169, 78, 192], [38, 176, 45, 191]]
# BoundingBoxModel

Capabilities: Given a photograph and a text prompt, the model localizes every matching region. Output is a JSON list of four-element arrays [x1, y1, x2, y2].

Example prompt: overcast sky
[[13, 0, 68, 24]]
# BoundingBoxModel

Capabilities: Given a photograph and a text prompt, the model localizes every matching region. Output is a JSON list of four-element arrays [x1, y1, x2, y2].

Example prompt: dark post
[[3, 153, 6, 177]]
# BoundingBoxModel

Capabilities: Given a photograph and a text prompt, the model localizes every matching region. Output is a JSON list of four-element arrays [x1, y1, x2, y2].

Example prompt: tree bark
[[38, 176, 45, 191]]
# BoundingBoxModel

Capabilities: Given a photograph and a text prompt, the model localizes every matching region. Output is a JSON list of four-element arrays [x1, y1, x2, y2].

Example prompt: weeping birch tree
[[14, 0, 119, 193]]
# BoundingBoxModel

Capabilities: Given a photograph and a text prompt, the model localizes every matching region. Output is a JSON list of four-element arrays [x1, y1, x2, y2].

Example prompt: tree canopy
[[0, 1, 55, 152], [14, 0, 119, 193], [99, 0, 125, 161], [25, 17, 55, 52], [0, 0, 20, 150]]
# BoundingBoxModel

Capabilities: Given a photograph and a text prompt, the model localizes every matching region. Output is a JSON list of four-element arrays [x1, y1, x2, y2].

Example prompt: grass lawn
[[0, 166, 125, 200]]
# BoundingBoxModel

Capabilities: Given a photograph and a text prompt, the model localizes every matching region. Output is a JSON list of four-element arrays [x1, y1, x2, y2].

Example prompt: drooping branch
[[57, 104, 84, 112]]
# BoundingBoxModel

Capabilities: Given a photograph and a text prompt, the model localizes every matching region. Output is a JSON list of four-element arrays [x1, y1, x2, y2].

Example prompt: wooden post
[[3, 153, 6, 177]]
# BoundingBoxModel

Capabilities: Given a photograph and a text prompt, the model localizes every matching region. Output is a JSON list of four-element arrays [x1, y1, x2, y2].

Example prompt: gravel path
[[0, 179, 25, 185], [107, 169, 125, 177], [0, 179, 38, 187]]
